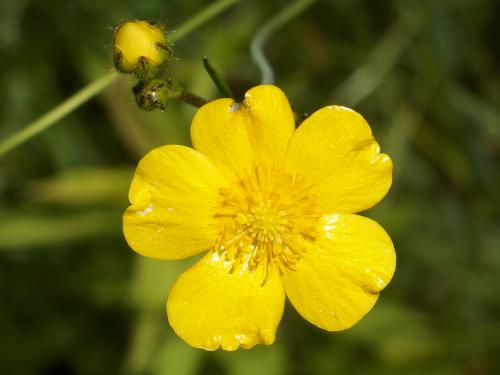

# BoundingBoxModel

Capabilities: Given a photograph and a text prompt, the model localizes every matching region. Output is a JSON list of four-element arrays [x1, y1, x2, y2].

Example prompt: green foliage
[[1, 0, 499, 374]]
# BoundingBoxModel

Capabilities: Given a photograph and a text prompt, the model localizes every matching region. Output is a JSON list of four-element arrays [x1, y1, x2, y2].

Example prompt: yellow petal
[[191, 85, 295, 178], [285, 106, 392, 214], [123, 145, 227, 260], [282, 214, 395, 331], [167, 252, 285, 350]]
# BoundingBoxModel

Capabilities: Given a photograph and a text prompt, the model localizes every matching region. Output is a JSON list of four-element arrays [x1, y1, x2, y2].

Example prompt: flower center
[[214, 166, 318, 284]]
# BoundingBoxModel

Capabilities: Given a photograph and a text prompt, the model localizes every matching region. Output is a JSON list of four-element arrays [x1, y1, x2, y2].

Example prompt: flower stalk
[[179, 91, 208, 108]]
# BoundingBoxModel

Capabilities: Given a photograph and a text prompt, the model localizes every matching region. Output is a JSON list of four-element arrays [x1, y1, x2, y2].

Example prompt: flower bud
[[133, 79, 182, 111], [113, 21, 171, 79]]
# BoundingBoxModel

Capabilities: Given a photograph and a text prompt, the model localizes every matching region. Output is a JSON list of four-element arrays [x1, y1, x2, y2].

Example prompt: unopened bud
[[113, 20, 171, 79], [133, 79, 182, 111]]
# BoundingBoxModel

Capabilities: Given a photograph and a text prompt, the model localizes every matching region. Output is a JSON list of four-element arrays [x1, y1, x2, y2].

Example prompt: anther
[[214, 166, 319, 285]]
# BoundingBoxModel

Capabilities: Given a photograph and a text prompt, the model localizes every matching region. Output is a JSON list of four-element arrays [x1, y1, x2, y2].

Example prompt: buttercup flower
[[123, 85, 396, 350]]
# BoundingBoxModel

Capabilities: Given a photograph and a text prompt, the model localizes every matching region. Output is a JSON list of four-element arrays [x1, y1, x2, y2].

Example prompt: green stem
[[0, 72, 117, 157], [0, 0, 241, 158], [171, 0, 241, 42], [203, 56, 234, 98], [180, 91, 208, 108], [250, 0, 316, 84]]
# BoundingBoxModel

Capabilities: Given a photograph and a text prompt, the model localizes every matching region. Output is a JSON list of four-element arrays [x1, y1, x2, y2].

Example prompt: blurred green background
[[1, 0, 499, 373]]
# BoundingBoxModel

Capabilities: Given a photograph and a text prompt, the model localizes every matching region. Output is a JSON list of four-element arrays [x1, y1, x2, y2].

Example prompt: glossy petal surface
[[285, 106, 392, 213], [191, 85, 295, 177], [123, 145, 227, 260], [167, 252, 285, 350], [282, 214, 395, 331]]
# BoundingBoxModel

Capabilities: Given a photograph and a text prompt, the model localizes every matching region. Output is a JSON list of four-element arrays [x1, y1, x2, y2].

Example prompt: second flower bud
[[133, 79, 183, 111]]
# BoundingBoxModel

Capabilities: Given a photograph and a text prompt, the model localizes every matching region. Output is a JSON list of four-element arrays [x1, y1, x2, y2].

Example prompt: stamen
[[214, 165, 318, 285]]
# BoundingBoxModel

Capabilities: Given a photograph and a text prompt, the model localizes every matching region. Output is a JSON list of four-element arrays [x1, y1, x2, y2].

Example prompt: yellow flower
[[113, 20, 170, 79], [123, 85, 396, 351]]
